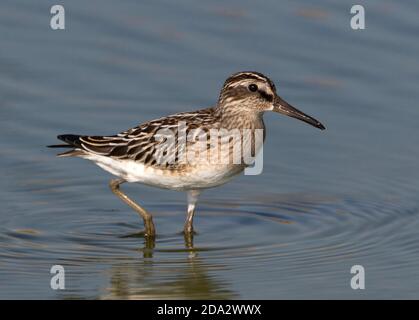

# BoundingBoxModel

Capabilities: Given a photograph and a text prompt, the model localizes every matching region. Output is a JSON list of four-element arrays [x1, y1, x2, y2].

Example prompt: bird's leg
[[143, 236, 156, 259], [109, 179, 156, 237], [184, 231, 194, 249], [184, 190, 200, 235]]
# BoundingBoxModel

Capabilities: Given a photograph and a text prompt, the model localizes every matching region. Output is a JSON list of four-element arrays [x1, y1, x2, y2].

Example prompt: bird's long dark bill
[[273, 96, 325, 130]]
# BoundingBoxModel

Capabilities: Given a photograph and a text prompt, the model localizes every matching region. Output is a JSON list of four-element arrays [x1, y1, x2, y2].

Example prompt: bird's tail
[[47, 134, 86, 157]]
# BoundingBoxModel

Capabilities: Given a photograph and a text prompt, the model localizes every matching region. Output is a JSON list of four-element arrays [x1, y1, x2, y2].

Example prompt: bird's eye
[[248, 84, 258, 92]]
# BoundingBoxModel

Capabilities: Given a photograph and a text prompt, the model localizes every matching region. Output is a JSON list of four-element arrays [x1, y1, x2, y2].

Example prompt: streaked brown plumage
[[49, 71, 325, 237]]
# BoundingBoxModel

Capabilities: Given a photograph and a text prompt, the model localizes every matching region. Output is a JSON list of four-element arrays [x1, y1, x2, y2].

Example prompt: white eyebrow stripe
[[222, 71, 276, 92], [225, 79, 254, 88]]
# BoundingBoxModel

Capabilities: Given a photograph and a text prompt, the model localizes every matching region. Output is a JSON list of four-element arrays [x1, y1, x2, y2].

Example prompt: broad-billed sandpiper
[[49, 71, 325, 237]]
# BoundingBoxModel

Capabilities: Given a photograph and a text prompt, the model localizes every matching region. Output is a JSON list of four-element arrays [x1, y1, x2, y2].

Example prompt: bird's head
[[218, 71, 325, 130]]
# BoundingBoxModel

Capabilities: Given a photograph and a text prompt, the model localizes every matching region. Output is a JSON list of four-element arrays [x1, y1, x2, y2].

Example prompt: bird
[[49, 71, 325, 238]]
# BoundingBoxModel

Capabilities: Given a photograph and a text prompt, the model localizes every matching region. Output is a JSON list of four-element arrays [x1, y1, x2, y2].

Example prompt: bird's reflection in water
[[104, 233, 236, 299]]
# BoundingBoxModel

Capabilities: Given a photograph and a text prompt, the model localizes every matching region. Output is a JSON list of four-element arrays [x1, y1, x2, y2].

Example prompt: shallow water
[[1, 0, 419, 299]]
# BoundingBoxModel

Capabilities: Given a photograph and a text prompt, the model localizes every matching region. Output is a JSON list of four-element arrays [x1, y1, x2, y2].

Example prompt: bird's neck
[[215, 104, 265, 131]]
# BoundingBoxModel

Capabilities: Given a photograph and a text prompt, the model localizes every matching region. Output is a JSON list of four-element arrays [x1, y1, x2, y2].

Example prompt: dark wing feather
[[54, 107, 219, 168]]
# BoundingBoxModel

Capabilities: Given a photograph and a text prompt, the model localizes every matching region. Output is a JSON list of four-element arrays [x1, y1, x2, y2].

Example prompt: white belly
[[82, 153, 244, 191]]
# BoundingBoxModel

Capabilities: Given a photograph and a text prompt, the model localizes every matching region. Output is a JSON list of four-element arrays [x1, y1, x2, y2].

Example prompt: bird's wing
[[58, 107, 218, 168]]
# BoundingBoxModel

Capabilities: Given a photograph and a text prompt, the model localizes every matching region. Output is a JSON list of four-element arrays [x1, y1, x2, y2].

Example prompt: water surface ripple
[[1, 0, 419, 298]]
